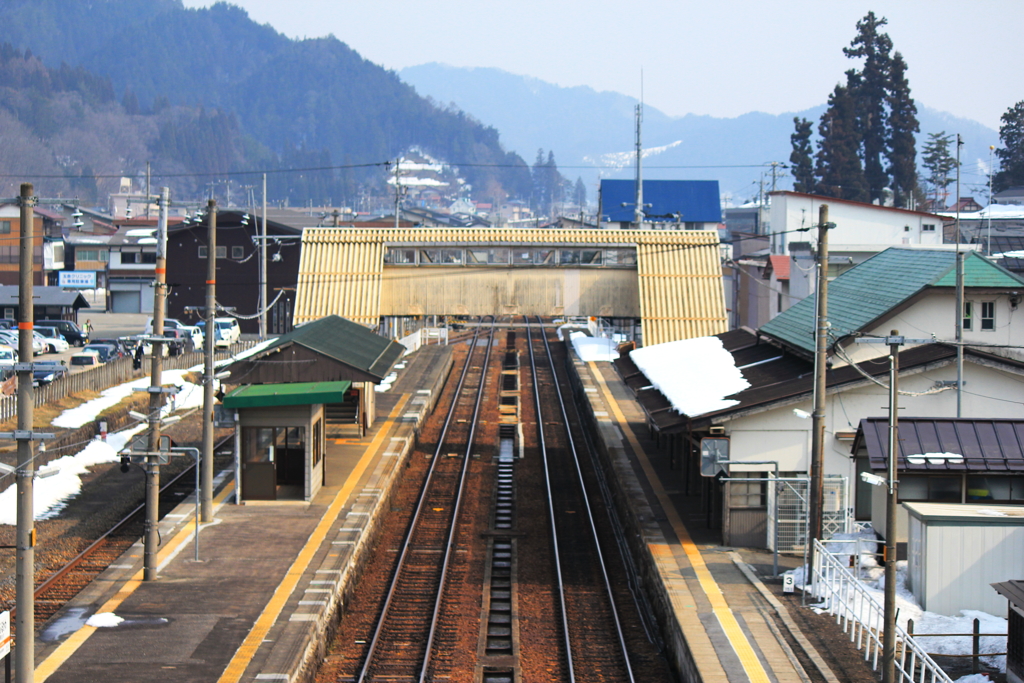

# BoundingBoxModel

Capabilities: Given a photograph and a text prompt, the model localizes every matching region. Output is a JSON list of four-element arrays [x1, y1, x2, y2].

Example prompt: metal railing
[[810, 538, 954, 683]]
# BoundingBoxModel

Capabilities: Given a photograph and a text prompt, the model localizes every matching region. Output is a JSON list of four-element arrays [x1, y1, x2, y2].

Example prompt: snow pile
[[630, 336, 750, 416], [0, 425, 145, 524], [570, 333, 618, 362], [53, 369, 202, 429], [787, 534, 1008, 671], [86, 612, 124, 628]]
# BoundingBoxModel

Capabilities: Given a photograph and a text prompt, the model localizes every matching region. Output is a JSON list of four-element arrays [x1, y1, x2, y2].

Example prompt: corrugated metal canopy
[[295, 227, 727, 346], [856, 417, 1024, 473], [223, 381, 351, 409]]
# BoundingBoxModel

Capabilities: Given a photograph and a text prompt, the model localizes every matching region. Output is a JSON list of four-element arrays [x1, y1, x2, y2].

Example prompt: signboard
[[58, 271, 97, 289], [130, 435, 171, 453], [0, 610, 10, 658], [700, 437, 730, 477]]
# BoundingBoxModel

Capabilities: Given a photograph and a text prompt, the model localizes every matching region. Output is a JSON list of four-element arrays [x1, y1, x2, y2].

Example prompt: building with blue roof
[[598, 179, 721, 229]]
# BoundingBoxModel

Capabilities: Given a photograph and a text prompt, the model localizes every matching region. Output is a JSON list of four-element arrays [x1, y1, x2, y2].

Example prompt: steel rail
[[525, 316, 576, 682], [355, 316, 496, 683], [533, 316, 637, 682]]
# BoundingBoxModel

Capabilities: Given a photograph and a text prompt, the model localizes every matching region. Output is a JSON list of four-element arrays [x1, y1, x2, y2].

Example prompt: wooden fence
[[0, 341, 256, 422]]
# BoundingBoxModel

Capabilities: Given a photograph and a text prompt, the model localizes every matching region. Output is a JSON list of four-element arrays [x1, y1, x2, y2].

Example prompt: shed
[[220, 315, 405, 434], [0, 285, 90, 321], [223, 381, 349, 502], [906, 502, 1024, 617], [991, 580, 1024, 683]]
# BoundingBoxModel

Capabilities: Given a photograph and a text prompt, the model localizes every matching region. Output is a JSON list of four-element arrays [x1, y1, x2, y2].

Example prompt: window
[[967, 476, 1024, 502], [922, 224, 936, 232], [418, 248, 463, 265], [0, 220, 10, 234], [466, 248, 509, 264], [198, 246, 228, 259], [78, 249, 98, 262], [981, 301, 996, 330], [231, 246, 245, 259], [730, 476, 766, 508], [580, 250, 603, 265], [963, 301, 973, 330], [899, 475, 961, 502], [559, 249, 581, 265], [383, 247, 416, 264], [198, 246, 207, 259]]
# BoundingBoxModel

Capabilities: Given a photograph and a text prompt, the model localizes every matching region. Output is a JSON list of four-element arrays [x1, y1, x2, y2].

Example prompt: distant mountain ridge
[[401, 63, 1000, 203]]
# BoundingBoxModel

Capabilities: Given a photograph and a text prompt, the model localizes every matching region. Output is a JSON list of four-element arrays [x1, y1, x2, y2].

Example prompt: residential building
[[0, 203, 62, 286]]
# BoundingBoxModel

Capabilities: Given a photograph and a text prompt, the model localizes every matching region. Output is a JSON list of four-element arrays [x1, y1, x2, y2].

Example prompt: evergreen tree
[[815, 83, 867, 202], [531, 148, 547, 212], [844, 11, 892, 203], [789, 117, 815, 193], [886, 52, 919, 208], [573, 177, 587, 207], [921, 132, 957, 208], [994, 101, 1024, 193]]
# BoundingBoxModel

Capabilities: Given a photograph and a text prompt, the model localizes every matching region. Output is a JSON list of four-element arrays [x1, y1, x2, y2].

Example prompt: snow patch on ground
[[570, 333, 618, 362], [629, 336, 750, 416], [53, 369, 201, 429], [86, 612, 124, 628]]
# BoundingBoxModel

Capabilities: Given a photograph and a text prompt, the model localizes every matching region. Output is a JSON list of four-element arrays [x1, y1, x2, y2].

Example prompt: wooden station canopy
[[294, 227, 728, 345]]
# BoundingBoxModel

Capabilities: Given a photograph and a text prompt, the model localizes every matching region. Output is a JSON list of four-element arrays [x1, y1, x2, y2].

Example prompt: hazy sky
[[183, 0, 1021, 130]]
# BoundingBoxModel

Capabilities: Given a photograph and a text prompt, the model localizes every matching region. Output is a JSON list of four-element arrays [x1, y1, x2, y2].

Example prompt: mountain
[[400, 63, 1001, 204], [0, 1, 531, 206]]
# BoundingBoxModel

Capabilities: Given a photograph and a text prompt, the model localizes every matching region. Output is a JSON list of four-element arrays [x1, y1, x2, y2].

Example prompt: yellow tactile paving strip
[[36, 482, 238, 681], [216, 393, 411, 683], [589, 361, 772, 683]]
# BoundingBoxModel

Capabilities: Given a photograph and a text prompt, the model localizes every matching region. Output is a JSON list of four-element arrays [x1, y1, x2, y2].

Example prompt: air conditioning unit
[[709, 425, 726, 435]]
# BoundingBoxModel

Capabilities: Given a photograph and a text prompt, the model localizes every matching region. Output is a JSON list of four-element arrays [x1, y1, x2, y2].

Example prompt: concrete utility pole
[[634, 103, 644, 228], [955, 134, 964, 418], [259, 173, 268, 340], [15, 182, 35, 683], [882, 331, 901, 683], [202, 199, 217, 521], [809, 204, 830, 547], [144, 187, 170, 581]]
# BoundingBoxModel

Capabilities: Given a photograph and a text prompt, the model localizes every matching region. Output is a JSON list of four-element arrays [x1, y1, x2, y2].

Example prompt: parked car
[[82, 343, 120, 363], [0, 344, 17, 369], [32, 360, 68, 386], [0, 319, 15, 330], [34, 327, 70, 353], [145, 317, 204, 348], [70, 349, 102, 367], [0, 330, 45, 356], [196, 318, 240, 348], [36, 320, 88, 346], [93, 337, 133, 357]]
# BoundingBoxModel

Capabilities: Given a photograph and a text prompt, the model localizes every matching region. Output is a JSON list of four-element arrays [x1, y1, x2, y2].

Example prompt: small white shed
[[906, 502, 1024, 617]]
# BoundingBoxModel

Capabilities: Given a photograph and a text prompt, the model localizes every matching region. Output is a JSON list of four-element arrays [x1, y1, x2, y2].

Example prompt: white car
[[197, 318, 240, 348], [35, 328, 70, 353], [0, 330, 45, 356], [144, 317, 204, 349]]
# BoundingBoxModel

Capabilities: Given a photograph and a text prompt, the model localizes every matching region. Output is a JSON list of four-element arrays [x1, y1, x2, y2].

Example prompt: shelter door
[[242, 427, 277, 500]]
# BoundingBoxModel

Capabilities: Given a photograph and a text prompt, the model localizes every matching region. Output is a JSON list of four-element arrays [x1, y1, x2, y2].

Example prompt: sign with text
[[0, 609, 10, 658], [58, 271, 97, 289]]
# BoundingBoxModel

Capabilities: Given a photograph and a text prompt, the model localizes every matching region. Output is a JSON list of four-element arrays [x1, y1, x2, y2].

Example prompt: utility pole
[[988, 145, 995, 256], [634, 103, 644, 228], [259, 173, 268, 340], [202, 199, 217, 521], [955, 134, 964, 417], [809, 204, 830, 548], [15, 182, 35, 683], [882, 331, 901, 683], [144, 187, 170, 581]]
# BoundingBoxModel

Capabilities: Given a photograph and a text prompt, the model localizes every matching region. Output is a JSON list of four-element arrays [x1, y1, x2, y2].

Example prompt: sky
[[180, 0, 1022, 131]]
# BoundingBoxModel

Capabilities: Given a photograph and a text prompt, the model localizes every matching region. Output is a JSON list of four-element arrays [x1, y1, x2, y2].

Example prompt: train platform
[[32, 344, 454, 683], [572, 354, 838, 683]]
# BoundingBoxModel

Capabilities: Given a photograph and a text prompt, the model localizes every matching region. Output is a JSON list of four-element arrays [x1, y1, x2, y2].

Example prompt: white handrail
[[810, 539, 954, 683]]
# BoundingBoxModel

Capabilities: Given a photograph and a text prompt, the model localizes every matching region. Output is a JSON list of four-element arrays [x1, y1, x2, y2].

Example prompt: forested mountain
[[0, 0, 531, 206], [401, 63, 1000, 204]]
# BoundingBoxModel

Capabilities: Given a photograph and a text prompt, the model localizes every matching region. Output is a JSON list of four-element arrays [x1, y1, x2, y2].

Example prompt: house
[[615, 247, 1024, 547], [993, 186, 1024, 205], [598, 179, 721, 230], [166, 210, 303, 335], [0, 203, 64, 286]]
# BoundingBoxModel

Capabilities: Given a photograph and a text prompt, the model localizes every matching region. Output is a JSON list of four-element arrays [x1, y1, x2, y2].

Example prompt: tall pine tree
[[994, 101, 1024, 193], [886, 51, 919, 208], [815, 83, 867, 202], [844, 11, 892, 203], [789, 117, 815, 193], [921, 132, 956, 208]]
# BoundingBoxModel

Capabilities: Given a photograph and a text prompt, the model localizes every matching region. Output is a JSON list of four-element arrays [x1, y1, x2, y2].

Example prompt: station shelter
[[221, 315, 405, 502]]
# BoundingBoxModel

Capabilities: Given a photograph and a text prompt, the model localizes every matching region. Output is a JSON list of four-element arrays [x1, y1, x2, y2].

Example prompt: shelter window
[[580, 249, 603, 265], [730, 475, 765, 507], [313, 419, 323, 467], [559, 249, 581, 265], [384, 247, 416, 264], [513, 250, 533, 265], [981, 301, 995, 330], [603, 248, 637, 266], [467, 248, 509, 264], [533, 249, 555, 265], [968, 475, 1024, 502]]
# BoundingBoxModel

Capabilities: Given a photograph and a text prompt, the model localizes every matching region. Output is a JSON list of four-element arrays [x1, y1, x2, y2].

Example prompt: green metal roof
[[223, 380, 351, 409], [262, 315, 404, 381], [760, 248, 1024, 355]]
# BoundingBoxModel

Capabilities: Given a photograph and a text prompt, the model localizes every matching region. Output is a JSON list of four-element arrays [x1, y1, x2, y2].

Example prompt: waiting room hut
[[220, 315, 405, 502]]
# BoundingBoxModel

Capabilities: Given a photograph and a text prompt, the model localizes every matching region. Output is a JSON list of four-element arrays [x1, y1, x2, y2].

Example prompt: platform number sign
[[700, 437, 730, 477], [0, 610, 10, 658]]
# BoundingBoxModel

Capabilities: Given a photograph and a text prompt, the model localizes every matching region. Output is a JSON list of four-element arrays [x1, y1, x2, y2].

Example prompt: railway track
[[317, 317, 675, 683]]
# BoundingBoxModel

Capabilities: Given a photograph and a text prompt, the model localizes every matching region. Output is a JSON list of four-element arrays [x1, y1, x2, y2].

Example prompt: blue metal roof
[[600, 180, 721, 223]]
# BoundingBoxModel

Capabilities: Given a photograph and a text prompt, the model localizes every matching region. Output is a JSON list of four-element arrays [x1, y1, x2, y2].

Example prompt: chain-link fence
[[768, 475, 849, 552]]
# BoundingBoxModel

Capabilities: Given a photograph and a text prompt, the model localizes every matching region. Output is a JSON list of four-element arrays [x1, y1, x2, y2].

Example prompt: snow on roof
[[125, 228, 156, 237], [629, 335, 750, 417], [937, 204, 1024, 221], [137, 237, 157, 245], [570, 333, 618, 362]]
